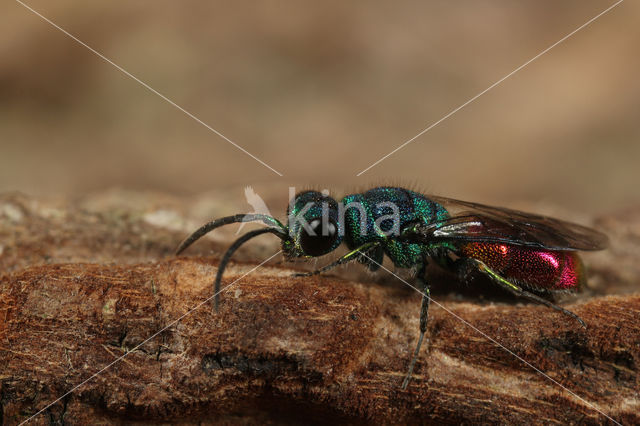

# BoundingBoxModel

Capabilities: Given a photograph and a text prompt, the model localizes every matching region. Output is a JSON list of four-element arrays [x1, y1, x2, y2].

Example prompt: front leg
[[293, 242, 379, 277], [401, 261, 430, 389]]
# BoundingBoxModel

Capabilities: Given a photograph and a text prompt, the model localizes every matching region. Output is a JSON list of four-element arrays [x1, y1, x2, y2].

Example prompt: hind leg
[[454, 258, 585, 327]]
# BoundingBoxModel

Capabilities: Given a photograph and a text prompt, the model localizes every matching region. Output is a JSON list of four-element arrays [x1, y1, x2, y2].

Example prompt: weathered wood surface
[[0, 191, 638, 425]]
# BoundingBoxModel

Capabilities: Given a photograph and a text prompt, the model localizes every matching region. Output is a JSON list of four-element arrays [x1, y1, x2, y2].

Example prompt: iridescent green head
[[284, 190, 343, 258]]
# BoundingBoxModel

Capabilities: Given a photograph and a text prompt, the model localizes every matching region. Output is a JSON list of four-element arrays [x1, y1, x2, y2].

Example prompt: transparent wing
[[402, 195, 608, 251]]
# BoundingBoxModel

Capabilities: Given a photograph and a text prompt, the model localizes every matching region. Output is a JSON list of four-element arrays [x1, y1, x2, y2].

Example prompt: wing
[[401, 195, 609, 251]]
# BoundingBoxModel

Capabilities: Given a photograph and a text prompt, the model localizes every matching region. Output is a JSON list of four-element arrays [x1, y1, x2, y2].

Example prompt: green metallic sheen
[[340, 187, 449, 268]]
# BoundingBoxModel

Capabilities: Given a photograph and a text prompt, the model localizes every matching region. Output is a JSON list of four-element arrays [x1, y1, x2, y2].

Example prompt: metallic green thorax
[[341, 187, 449, 268]]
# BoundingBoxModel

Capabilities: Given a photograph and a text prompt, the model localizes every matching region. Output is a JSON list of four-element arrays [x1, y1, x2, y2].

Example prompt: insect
[[175, 187, 608, 389]]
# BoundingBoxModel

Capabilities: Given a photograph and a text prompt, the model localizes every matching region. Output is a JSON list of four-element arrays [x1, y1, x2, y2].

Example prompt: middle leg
[[401, 261, 431, 389]]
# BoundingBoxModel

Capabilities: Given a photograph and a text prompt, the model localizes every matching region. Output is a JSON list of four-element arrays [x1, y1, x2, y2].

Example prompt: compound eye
[[299, 218, 338, 256]]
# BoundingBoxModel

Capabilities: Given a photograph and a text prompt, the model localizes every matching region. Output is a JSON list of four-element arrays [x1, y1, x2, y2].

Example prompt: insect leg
[[464, 258, 586, 328], [401, 262, 430, 390], [292, 242, 379, 277]]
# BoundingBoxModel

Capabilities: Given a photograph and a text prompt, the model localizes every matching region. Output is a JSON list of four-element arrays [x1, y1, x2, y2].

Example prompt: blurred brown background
[[2, 0, 638, 214]]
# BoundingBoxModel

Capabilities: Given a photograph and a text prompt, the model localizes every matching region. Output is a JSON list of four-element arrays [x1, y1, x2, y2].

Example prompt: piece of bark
[[0, 191, 638, 425]]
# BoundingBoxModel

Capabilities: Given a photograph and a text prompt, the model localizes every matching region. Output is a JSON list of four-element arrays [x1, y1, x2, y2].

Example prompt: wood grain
[[1, 191, 638, 425]]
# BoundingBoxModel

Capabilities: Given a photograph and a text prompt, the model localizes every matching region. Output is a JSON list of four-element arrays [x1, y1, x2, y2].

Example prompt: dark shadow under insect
[[175, 187, 608, 389]]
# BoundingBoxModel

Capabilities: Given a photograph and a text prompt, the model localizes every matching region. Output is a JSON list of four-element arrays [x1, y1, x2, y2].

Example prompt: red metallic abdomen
[[460, 243, 584, 291]]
